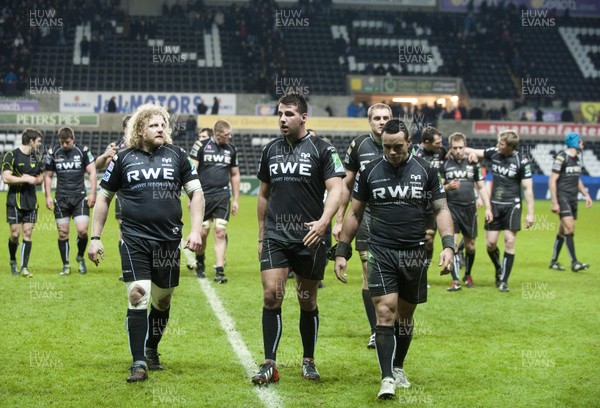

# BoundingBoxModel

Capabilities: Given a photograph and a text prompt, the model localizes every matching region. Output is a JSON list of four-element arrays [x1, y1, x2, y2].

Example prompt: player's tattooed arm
[[431, 197, 449, 214]]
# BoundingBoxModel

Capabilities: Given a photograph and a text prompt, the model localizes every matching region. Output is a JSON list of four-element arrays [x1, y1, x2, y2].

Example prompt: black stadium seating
[[7, 3, 600, 176], [23, 7, 600, 100]]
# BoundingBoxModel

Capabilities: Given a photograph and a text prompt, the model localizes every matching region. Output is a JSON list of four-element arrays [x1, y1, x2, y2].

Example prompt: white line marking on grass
[[197, 278, 283, 408]]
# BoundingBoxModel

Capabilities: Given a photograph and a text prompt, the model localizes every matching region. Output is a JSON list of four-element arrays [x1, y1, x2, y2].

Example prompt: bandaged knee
[[214, 218, 228, 230], [127, 280, 151, 309], [151, 283, 175, 311]]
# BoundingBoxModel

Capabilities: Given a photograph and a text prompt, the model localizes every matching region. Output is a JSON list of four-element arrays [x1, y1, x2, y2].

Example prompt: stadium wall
[[3, 112, 600, 141], [32, 93, 360, 118], [27, 94, 586, 129]]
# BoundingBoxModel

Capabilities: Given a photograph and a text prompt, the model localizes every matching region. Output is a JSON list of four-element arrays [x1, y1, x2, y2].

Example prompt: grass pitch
[[1, 194, 599, 407]]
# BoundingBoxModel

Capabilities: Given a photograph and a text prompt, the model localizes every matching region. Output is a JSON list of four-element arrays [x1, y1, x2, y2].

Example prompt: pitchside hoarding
[[59, 91, 236, 115], [0, 113, 98, 127], [473, 121, 600, 137], [0, 101, 39, 112], [581, 102, 600, 124]]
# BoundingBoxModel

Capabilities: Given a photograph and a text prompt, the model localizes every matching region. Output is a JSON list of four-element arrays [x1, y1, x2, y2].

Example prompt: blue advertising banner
[[0, 100, 39, 112]]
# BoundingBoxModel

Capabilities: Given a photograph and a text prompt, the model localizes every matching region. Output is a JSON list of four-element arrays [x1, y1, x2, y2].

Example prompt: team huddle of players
[[2, 97, 592, 399]]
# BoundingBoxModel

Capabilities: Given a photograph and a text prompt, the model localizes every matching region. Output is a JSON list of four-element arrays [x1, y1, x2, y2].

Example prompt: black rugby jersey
[[483, 147, 532, 204], [442, 157, 483, 207], [344, 133, 382, 172], [100, 144, 199, 241], [2, 148, 43, 210], [353, 155, 446, 248], [552, 150, 581, 199], [345, 133, 383, 217], [413, 145, 448, 172], [189, 138, 238, 196], [44, 145, 95, 197], [257, 134, 345, 243]]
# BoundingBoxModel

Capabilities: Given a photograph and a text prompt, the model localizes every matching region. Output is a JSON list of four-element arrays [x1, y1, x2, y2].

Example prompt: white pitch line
[[196, 278, 284, 408]]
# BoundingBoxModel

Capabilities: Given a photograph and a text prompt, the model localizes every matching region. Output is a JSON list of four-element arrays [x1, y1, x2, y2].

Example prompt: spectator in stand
[[107, 97, 117, 113], [80, 36, 90, 57], [98, 34, 108, 59], [211, 96, 220, 114], [185, 115, 197, 140], [214, 10, 224, 27], [197, 99, 208, 114], [469, 104, 484, 120], [3, 69, 17, 95], [487, 107, 501, 120], [90, 35, 99, 59], [374, 64, 386, 75], [500, 104, 508, 120], [535, 108, 544, 122], [347, 101, 361, 117], [359, 102, 368, 117], [561, 107, 574, 122]]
